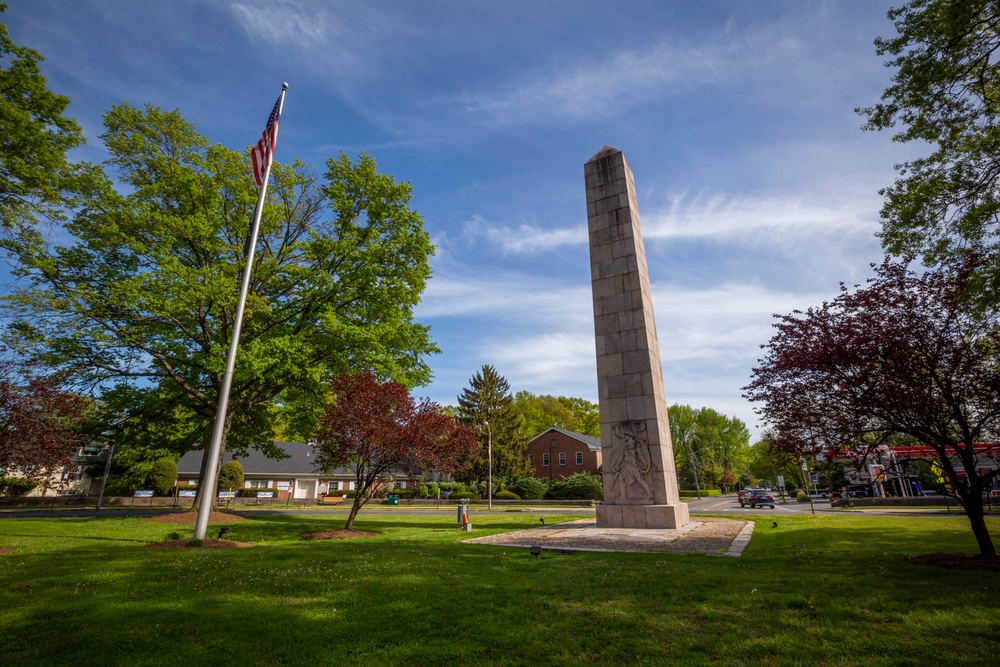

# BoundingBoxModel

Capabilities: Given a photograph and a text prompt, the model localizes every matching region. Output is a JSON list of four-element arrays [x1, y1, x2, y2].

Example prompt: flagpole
[[195, 83, 288, 540]]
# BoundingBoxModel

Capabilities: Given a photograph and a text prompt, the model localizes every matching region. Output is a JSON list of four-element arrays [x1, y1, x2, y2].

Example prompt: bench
[[320, 495, 346, 505]]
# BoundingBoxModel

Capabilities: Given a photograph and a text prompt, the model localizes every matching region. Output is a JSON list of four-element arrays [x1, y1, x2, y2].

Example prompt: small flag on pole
[[251, 93, 282, 186]]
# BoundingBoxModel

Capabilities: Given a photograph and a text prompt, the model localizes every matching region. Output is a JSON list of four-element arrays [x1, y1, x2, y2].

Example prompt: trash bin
[[387, 494, 400, 505]]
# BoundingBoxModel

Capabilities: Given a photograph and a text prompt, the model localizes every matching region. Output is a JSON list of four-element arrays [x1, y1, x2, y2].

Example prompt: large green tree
[[513, 391, 600, 438], [670, 404, 751, 494], [860, 0, 1000, 272], [2, 104, 438, 502], [455, 365, 532, 486], [0, 6, 85, 234]]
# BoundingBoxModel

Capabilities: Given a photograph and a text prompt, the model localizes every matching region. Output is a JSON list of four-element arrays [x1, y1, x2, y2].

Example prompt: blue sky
[[6, 1, 908, 437]]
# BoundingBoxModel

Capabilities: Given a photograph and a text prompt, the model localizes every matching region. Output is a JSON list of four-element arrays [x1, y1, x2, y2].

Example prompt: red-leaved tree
[[0, 351, 87, 491], [744, 258, 1000, 557], [312, 371, 480, 530]]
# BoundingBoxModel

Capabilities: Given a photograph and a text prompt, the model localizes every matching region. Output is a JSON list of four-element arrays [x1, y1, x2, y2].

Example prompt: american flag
[[251, 93, 282, 186]]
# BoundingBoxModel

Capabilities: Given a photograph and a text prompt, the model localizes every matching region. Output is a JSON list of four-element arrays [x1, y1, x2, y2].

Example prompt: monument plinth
[[585, 146, 689, 529]]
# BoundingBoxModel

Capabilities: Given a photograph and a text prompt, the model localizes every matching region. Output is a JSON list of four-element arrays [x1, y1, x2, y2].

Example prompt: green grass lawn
[[1, 511, 998, 666]]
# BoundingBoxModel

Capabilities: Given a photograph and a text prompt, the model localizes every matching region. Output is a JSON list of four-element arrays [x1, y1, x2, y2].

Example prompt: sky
[[5, 0, 911, 438]]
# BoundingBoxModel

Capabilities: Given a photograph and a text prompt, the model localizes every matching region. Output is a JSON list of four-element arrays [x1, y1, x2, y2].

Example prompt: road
[[685, 494, 830, 515]]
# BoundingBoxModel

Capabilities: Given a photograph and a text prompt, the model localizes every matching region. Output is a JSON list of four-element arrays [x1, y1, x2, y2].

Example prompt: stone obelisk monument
[[585, 146, 689, 529]]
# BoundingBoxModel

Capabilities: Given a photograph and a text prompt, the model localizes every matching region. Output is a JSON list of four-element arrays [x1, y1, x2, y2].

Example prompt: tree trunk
[[964, 502, 997, 557], [344, 495, 363, 530]]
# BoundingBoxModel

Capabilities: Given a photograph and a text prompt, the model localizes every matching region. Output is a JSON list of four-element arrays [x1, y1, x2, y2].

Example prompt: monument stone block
[[585, 145, 689, 530]]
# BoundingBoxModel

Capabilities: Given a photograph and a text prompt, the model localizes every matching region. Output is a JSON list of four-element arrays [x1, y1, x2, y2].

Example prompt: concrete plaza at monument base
[[466, 516, 755, 557]]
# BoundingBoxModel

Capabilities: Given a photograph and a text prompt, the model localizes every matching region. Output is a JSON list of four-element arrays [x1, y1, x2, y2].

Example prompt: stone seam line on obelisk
[[585, 145, 690, 529]]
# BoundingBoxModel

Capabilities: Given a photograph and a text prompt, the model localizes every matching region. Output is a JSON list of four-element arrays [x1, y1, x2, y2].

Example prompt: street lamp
[[484, 421, 492, 510]]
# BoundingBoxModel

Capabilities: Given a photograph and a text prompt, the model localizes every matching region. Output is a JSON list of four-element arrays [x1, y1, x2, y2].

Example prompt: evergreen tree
[[455, 365, 532, 486]]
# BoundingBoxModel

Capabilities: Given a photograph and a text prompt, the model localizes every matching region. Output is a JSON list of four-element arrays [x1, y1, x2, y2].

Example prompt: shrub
[[546, 473, 603, 501], [147, 458, 178, 496], [187, 539, 204, 548], [678, 489, 722, 498], [425, 482, 439, 496], [391, 488, 417, 499], [510, 477, 548, 500], [418, 484, 429, 498], [167, 531, 181, 540], [217, 461, 244, 492], [796, 490, 810, 503], [237, 487, 277, 497], [0, 477, 38, 496], [495, 489, 520, 500]]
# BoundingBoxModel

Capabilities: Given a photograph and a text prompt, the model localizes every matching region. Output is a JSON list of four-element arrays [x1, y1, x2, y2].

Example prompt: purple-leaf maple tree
[[744, 258, 1000, 557], [312, 371, 480, 530], [0, 351, 87, 491]]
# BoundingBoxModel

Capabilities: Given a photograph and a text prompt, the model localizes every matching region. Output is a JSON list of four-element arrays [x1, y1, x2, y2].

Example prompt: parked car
[[748, 489, 776, 509]]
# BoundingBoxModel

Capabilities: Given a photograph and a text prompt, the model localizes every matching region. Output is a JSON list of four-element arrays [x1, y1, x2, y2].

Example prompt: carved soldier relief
[[608, 420, 653, 501]]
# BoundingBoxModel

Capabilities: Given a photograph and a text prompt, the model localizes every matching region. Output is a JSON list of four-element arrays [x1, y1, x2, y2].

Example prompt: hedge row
[[678, 489, 722, 497]]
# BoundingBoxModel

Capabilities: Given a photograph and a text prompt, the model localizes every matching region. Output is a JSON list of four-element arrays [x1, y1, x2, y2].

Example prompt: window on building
[[542, 453, 550, 466], [349, 481, 357, 490], [550, 438, 557, 447], [248, 479, 269, 489], [559, 452, 567, 465], [529, 454, 534, 466], [576, 452, 584, 465], [329, 481, 339, 491], [394, 481, 404, 489]]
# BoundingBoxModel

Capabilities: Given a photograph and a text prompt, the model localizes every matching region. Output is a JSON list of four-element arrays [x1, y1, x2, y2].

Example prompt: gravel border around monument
[[465, 517, 753, 557]]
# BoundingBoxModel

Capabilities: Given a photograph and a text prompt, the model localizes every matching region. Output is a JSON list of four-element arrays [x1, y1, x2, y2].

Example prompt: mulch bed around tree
[[144, 511, 246, 524], [0, 546, 14, 555], [903, 553, 1000, 572], [301, 529, 378, 540], [146, 538, 253, 550]]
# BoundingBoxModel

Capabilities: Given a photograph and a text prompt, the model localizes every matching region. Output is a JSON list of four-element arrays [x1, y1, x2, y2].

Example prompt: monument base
[[596, 502, 691, 529]]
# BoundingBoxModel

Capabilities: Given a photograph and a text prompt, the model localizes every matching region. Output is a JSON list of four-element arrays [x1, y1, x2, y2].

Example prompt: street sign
[[809, 473, 819, 484], [801, 458, 809, 471], [776, 475, 785, 489]]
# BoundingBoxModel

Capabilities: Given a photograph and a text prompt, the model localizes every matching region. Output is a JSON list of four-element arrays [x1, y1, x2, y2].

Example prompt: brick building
[[524, 427, 602, 480]]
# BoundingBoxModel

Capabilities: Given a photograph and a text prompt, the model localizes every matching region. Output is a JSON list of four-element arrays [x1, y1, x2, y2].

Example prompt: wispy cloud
[[451, 27, 801, 127], [230, 1, 328, 49], [458, 189, 878, 255], [228, 1, 412, 85], [419, 268, 592, 324], [460, 215, 585, 254], [643, 189, 878, 243]]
